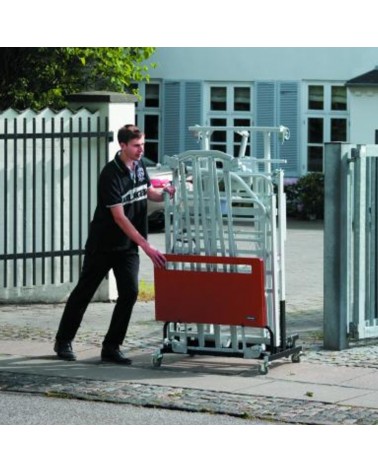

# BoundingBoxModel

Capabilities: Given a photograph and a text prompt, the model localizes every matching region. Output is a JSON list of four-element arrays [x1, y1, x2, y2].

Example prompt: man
[[54, 125, 175, 364]]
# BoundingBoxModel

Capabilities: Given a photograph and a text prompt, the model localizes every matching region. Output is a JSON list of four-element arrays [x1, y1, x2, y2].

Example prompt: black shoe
[[101, 346, 132, 365], [54, 340, 76, 361]]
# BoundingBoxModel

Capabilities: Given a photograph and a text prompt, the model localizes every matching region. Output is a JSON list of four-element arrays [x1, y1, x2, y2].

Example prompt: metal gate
[[324, 143, 378, 349], [0, 109, 113, 302]]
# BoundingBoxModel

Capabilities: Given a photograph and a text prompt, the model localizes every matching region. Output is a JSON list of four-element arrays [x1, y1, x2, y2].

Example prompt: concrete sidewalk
[[1, 219, 378, 424], [1, 300, 378, 425]]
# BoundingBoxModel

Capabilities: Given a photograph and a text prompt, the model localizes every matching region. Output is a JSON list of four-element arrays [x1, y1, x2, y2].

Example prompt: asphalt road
[[0, 391, 279, 425]]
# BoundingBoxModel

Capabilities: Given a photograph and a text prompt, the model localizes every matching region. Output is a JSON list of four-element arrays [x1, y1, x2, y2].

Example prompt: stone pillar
[[67, 91, 138, 158], [323, 142, 351, 350], [67, 91, 138, 301]]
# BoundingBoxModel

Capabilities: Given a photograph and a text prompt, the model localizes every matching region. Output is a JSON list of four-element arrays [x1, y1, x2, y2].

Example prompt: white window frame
[[205, 83, 254, 156], [134, 81, 162, 163], [303, 81, 349, 173]]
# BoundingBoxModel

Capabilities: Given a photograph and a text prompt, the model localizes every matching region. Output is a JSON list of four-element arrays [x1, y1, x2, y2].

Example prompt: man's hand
[[110, 206, 166, 268], [141, 242, 166, 269], [147, 184, 176, 202], [162, 184, 176, 199]]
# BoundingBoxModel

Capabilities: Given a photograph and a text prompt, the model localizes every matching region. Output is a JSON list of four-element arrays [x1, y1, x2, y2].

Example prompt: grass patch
[[138, 279, 155, 302]]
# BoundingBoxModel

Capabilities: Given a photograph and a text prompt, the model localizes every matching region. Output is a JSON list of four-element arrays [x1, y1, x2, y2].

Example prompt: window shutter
[[163, 81, 182, 156], [255, 82, 276, 162], [255, 81, 300, 176], [278, 81, 300, 177], [184, 82, 202, 150], [163, 81, 203, 156]]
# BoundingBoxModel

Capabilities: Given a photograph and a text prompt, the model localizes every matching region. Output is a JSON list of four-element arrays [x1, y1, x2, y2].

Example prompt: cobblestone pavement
[[2, 301, 378, 425], [2, 301, 376, 369], [2, 221, 378, 424], [1, 369, 378, 425]]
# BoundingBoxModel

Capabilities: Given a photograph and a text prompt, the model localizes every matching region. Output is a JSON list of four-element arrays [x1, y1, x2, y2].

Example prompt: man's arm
[[110, 205, 166, 268], [147, 184, 175, 202]]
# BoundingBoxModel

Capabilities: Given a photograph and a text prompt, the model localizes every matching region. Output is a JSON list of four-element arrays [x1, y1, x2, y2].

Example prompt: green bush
[[285, 172, 324, 220]]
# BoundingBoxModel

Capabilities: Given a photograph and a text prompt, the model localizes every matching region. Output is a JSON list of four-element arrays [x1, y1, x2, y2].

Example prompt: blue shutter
[[255, 81, 300, 176], [163, 81, 203, 156], [163, 81, 182, 155], [255, 82, 276, 162], [256, 82, 276, 126], [184, 81, 202, 150], [278, 81, 300, 177]]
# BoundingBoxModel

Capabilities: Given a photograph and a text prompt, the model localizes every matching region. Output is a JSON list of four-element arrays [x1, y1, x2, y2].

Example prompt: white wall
[[150, 47, 378, 82], [349, 88, 378, 144]]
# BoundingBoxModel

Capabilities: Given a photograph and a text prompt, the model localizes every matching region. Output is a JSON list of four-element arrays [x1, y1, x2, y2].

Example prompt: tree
[[0, 47, 156, 110]]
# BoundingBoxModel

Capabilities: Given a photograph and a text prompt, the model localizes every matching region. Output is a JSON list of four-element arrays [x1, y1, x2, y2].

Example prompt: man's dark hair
[[117, 124, 144, 144]]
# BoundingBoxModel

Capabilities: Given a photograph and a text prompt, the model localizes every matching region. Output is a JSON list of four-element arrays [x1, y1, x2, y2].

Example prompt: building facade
[[134, 47, 378, 178]]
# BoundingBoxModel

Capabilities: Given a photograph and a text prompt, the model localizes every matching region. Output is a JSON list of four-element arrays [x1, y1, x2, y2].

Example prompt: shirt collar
[[114, 151, 139, 175]]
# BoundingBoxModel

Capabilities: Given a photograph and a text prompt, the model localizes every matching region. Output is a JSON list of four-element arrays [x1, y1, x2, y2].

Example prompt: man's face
[[121, 137, 145, 163]]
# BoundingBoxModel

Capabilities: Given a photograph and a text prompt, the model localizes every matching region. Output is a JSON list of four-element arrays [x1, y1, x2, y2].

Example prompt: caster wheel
[[259, 361, 269, 375], [152, 353, 163, 367], [291, 352, 302, 363]]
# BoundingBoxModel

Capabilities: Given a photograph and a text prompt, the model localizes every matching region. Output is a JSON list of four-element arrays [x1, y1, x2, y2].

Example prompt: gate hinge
[[349, 321, 359, 340], [348, 147, 359, 163]]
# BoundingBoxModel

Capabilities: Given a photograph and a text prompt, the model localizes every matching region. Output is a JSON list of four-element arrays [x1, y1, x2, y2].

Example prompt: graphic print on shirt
[[120, 184, 148, 206], [137, 166, 146, 182]]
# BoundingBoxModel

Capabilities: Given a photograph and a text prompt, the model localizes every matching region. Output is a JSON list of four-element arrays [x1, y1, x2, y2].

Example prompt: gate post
[[67, 91, 137, 158], [67, 91, 137, 301], [323, 142, 352, 350]]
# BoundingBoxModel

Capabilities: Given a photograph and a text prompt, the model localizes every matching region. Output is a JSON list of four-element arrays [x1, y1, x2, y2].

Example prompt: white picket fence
[[0, 107, 113, 302]]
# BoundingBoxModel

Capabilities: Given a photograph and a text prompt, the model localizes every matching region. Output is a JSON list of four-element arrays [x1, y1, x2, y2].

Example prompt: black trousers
[[55, 250, 139, 347]]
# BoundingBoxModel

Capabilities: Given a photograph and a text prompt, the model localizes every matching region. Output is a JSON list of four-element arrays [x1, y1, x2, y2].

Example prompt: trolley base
[[152, 322, 303, 375]]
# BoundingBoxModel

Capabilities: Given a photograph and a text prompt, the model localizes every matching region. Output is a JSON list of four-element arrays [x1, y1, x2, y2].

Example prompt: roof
[[346, 67, 378, 87]]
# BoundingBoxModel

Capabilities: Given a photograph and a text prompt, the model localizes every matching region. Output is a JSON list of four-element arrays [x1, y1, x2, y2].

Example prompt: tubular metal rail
[[153, 126, 302, 374]]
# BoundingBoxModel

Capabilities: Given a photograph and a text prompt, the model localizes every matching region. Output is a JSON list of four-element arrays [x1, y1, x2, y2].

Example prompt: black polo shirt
[[85, 151, 151, 252]]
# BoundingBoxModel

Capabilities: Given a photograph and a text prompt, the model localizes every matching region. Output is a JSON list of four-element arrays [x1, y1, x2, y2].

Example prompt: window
[[132, 82, 161, 163], [144, 114, 159, 161], [331, 118, 347, 141], [308, 118, 324, 172], [211, 87, 227, 111], [210, 118, 227, 152], [331, 86, 347, 111], [308, 117, 324, 144], [306, 83, 348, 172], [234, 87, 250, 111], [145, 84, 160, 108], [308, 85, 324, 110], [206, 84, 253, 156], [234, 118, 251, 156]]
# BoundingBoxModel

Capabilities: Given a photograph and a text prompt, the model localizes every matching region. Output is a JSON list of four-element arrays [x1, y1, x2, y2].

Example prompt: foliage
[[0, 47, 156, 110], [285, 172, 324, 220]]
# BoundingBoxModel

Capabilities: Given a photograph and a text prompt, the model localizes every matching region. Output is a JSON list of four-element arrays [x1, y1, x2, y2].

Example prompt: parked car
[[143, 157, 172, 229]]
